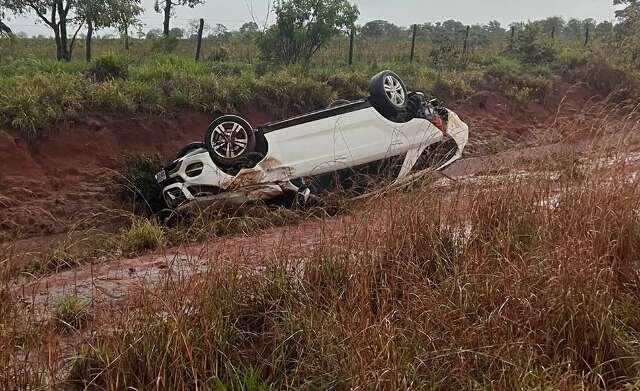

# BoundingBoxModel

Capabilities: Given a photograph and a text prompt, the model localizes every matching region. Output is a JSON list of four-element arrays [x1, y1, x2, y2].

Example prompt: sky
[[7, 0, 618, 37]]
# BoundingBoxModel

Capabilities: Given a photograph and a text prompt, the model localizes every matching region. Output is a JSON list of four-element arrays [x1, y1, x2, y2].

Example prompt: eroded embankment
[[0, 81, 606, 243]]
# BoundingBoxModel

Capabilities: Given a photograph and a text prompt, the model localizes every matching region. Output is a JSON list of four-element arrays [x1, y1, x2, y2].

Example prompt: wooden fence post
[[410, 24, 417, 62], [463, 25, 470, 55], [584, 27, 590, 46], [551, 26, 556, 40], [348, 29, 355, 66], [510, 26, 515, 48], [195, 18, 204, 62]]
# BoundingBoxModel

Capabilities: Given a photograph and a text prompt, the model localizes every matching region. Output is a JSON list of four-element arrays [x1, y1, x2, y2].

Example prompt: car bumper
[[159, 151, 288, 209]]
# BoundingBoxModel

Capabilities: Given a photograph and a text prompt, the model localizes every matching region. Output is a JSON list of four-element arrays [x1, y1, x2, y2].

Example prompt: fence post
[[510, 26, 515, 48], [463, 25, 470, 55], [348, 29, 355, 66], [195, 18, 204, 62], [551, 26, 555, 40], [410, 24, 417, 62], [584, 27, 590, 46]]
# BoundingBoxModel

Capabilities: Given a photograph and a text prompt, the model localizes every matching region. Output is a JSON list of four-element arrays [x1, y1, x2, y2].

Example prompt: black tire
[[175, 142, 205, 160], [204, 115, 257, 167], [368, 70, 408, 120]]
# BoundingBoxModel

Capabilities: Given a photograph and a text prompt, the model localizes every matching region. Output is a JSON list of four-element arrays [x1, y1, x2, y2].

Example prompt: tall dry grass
[[53, 155, 639, 389], [3, 133, 640, 389]]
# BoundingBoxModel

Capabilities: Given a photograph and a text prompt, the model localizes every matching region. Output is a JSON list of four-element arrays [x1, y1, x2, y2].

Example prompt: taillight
[[431, 117, 446, 132]]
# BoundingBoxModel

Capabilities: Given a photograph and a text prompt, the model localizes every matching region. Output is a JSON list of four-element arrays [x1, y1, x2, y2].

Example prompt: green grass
[[120, 218, 166, 256], [53, 295, 91, 332]]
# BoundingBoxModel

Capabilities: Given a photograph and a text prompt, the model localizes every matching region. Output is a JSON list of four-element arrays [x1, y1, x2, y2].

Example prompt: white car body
[[159, 100, 469, 209]]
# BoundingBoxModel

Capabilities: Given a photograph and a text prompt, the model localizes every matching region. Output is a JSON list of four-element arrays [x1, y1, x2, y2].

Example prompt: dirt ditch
[[0, 82, 601, 243]]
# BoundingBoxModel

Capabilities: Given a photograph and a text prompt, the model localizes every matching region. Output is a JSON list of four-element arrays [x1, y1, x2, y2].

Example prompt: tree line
[[1, 0, 639, 65]]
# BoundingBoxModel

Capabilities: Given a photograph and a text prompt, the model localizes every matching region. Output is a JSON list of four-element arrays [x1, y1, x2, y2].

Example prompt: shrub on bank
[[87, 54, 129, 82], [113, 154, 166, 215]]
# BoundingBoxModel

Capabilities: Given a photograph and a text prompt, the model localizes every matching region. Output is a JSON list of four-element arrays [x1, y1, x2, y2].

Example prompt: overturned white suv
[[157, 70, 469, 209]]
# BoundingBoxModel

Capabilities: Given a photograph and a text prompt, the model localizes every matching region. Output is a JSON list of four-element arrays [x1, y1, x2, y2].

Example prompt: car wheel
[[204, 115, 257, 167], [176, 142, 205, 160], [368, 70, 408, 120]]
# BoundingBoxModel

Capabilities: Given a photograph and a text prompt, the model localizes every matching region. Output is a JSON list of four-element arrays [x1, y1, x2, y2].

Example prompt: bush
[[247, 71, 334, 116], [554, 47, 588, 75], [88, 54, 129, 82], [433, 72, 474, 100], [312, 69, 368, 99], [513, 24, 556, 64], [504, 85, 535, 106], [113, 154, 166, 215], [485, 57, 553, 103], [90, 80, 137, 112], [582, 56, 640, 98]]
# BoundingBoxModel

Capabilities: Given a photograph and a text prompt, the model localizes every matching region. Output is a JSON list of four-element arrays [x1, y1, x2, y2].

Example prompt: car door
[[333, 107, 401, 167], [263, 114, 350, 179], [337, 110, 447, 176]]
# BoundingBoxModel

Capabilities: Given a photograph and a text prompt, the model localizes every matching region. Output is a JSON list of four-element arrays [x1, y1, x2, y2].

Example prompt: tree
[[0, 0, 21, 36], [614, 0, 640, 18], [146, 28, 162, 39], [11, 0, 141, 61], [514, 23, 556, 64], [12, 0, 85, 60], [423, 19, 466, 48], [154, 0, 204, 36], [210, 23, 228, 38], [360, 20, 402, 39], [239, 21, 259, 34], [538, 16, 565, 37], [188, 18, 210, 38], [78, 0, 142, 61], [564, 18, 583, 39], [595, 20, 615, 41], [617, 1, 640, 65], [257, 0, 359, 64], [169, 26, 183, 38], [109, 0, 143, 50]]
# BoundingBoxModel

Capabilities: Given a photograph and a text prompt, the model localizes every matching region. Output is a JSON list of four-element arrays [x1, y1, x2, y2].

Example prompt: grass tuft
[[53, 295, 90, 332], [120, 218, 166, 256]]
